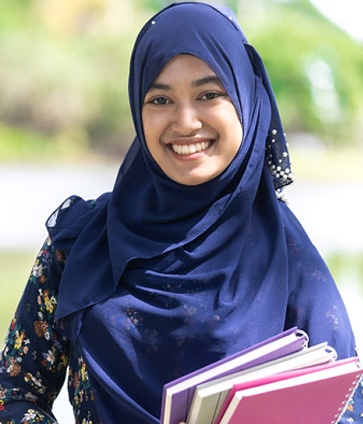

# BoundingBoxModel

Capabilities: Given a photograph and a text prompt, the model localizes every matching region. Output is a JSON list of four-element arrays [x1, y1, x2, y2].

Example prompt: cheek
[[232, 121, 243, 149], [142, 108, 168, 135], [218, 111, 243, 152], [228, 107, 243, 146], [141, 112, 158, 151]]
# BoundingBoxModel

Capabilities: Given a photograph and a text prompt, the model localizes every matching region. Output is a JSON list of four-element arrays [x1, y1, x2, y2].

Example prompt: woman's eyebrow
[[148, 82, 171, 91], [192, 75, 223, 88], [147, 75, 223, 92]]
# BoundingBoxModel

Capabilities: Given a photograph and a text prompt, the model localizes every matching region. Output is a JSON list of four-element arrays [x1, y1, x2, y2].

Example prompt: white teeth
[[171, 141, 211, 155]]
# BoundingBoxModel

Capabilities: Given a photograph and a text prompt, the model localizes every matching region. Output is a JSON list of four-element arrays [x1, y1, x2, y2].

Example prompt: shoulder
[[277, 200, 337, 300], [278, 200, 317, 253], [27, 237, 66, 291], [47, 195, 105, 227], [278, 199, 331, 275], [45, 193, 111, 251]]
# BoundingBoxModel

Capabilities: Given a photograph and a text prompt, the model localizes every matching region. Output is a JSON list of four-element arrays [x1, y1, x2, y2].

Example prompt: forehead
[[151, 54, 220, 85]]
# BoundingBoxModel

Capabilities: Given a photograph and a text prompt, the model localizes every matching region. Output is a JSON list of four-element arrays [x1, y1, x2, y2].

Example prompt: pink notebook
[[161, 327, 308, 424], [217, 357, 362, 424]]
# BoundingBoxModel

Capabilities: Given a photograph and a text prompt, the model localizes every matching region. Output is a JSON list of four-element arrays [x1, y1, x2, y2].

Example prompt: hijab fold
[[46, 1, 293, 341]]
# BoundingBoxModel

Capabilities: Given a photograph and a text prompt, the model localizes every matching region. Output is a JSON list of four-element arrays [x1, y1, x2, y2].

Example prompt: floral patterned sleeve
[[0, 238, 69, 424]]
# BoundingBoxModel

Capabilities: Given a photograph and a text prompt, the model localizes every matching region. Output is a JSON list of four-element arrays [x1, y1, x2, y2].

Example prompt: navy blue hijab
[[43, 2, 333, 422], [48, 2, 293, 324]]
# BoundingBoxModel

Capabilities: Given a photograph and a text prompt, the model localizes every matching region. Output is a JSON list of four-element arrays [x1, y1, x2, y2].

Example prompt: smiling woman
[[0, 2, 362, 424], [142, 54, 243, 185]]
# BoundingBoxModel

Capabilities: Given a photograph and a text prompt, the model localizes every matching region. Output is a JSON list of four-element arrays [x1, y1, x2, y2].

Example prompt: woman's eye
[[150, 97, 169, 105], [200, 92, 222, 100]]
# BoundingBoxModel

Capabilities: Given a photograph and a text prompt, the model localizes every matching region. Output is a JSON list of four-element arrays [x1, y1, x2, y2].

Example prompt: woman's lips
[[170, 140, 212, 156]]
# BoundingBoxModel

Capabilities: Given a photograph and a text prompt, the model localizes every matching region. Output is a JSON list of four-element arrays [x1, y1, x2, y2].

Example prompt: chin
[[176, 174, 217, 186]]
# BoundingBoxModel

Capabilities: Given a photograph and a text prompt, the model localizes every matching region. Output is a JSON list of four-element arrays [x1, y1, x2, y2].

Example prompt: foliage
[[242, 0, 363, 145], [0, 0, 139, 159], [0, 21, 135, 158], [0, 0, 362, 160]]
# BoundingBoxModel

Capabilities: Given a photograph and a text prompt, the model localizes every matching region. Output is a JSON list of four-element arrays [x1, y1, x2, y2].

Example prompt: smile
[[171, 140, 212, 156]]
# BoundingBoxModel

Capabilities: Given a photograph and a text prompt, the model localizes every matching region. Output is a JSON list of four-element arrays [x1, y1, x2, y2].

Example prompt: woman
[[0, 2, 361, 423]]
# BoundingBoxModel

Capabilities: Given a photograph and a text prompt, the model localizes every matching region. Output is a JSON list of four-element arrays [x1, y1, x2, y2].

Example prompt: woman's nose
[[171, 104, 202, 135]]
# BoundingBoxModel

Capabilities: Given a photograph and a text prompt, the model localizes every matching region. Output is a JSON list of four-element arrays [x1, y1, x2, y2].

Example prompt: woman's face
[[142, 54, 243, 186]]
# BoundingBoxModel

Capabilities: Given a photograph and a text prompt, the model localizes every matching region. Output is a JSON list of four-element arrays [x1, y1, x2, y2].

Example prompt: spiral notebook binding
[[296, 328, 309, 349], [330, 372, 363, 424], [326, 345, 338, 362]]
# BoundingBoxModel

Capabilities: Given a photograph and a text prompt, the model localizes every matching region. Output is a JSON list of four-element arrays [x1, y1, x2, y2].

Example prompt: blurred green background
[[1, 0, 363, 161], [1, 0, 363, 347]]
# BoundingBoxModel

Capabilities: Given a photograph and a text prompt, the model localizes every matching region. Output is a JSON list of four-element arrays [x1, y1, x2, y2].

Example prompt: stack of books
[[160, 327, 362, 424]]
